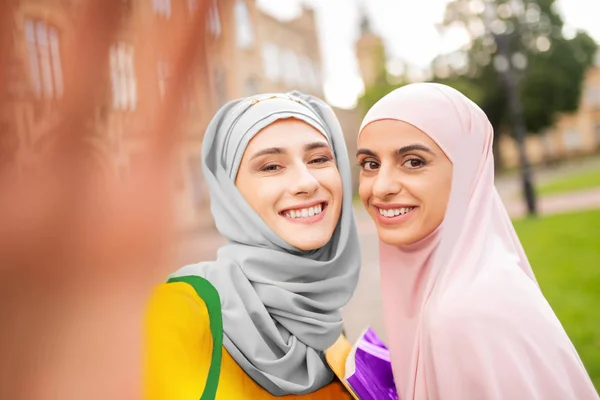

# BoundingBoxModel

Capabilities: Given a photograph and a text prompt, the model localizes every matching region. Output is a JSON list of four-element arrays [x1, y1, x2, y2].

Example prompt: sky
[[256, 0, 600, 109]]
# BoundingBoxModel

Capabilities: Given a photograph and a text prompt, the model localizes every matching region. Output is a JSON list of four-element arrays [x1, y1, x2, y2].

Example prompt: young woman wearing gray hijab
[[144, 91, 361, 399]]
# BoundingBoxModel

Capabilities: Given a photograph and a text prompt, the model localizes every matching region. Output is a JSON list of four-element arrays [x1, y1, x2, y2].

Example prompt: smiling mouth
[[280, 202, 327, 219], [377, 206, 416, 218]]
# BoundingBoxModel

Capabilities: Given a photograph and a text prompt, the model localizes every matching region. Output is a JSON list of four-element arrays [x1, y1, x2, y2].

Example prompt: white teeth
[[284, 203, 324, 219], [378, 207, 415, 218]]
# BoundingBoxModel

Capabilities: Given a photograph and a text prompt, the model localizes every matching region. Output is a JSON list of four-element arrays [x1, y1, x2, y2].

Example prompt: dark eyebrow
[[250, 142, 330, 160], [356, 144, 434, 158], [356, 149, 377, 157], [395, 144, 434, 155], [250, 147, 285, 160], [304, 141, 330, 151]]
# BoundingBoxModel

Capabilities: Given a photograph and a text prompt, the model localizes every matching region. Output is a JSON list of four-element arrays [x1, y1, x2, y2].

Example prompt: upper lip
[[280, 200, 328, 213], [373, 203, 417, 209]]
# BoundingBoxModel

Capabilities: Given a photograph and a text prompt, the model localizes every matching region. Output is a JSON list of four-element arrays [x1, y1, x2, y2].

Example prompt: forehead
[[247, 118, 328, 150], [359, 119, 440, 150]]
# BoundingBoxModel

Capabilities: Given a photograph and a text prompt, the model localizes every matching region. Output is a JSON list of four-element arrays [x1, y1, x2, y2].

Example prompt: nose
[[372, 164, 402, 199], [290, 164, 319, 196]]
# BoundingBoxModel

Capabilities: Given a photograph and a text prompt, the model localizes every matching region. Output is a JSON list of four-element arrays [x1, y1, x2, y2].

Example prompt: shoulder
[[423, 282, 556, 354], [425, 291, 515, 344], [144, 278, 224, 400], [145, 277, 222, 340]]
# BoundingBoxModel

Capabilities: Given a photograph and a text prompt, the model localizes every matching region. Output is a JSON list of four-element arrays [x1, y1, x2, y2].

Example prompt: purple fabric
[[346, 328, 398, 400]]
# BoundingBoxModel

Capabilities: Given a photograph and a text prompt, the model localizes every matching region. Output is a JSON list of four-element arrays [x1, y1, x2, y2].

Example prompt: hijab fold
[[360, 83, 597, 399], [170, 91, 361, 395]]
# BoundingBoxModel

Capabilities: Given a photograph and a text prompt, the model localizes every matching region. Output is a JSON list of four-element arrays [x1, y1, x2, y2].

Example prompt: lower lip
[[281, 205, 327, 225], [374, 207, 417, 226]]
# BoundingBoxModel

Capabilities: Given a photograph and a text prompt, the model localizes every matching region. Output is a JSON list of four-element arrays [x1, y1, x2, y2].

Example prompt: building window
[[207, 0, 221, 36], [157, 60, 171, 99], [109, 42, 137, 111], [281, 49, 300, 86], [562, 129, 580, 151], [299, 56, 310, 88], [153, 0, 171, 18], [261, 43, 280, 81], [587, 87, 600, 109], [235, 0, 253, 49], [300, 55, 319, 90], [24, 19, 63, 100], [540, 130, 555, 158]]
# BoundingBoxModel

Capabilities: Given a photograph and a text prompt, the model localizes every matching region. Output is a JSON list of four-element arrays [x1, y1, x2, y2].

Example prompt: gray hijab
[[169, 91, 361, 395]]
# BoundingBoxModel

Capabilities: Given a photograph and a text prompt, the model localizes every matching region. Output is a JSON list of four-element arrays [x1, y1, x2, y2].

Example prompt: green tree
[[437, 0, 597, 136], [358, 0, 597, 170]]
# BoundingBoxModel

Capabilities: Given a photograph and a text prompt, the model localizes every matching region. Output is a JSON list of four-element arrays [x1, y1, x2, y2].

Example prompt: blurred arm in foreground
[[0, 1, 211, 399]]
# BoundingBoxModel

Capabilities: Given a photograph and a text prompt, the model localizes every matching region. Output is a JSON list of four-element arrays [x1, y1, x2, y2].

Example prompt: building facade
[[2, 0, 363, 234], [499, 60, 600, 168]]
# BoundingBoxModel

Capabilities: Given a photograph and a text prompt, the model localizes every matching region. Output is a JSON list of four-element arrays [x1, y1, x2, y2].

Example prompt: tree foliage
[[358, 0, 597, 137]]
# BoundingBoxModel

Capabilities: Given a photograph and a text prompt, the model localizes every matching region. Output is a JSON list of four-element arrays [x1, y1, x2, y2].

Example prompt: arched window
[[24, 19, 63, 100], [235, 0, 253, 49], [153, 0, 171, 18], [261, 42, 280, 81], [109, 42, 137, 111], [206, 0, 221, 37]]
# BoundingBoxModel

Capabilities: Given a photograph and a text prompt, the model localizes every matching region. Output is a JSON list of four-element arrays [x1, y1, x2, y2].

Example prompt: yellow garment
[[144, 282, 352, 400]]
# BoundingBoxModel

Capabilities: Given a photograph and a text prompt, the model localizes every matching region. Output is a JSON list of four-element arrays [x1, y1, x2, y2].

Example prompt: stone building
[[2, 0, 371, 233], [499, 59, 600, 168]]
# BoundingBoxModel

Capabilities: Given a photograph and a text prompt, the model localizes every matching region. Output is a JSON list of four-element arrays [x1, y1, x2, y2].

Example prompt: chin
[[287, 234, 331, 251], [377, 229, 412, 247], [293, 240, 328, 251]]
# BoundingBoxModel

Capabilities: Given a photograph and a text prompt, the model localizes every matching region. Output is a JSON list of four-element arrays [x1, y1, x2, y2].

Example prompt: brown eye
[[260, 164, 281, 172], [359, 160, 380, 171], [402, 158, 425, 169], [309, 156, 332, 164]]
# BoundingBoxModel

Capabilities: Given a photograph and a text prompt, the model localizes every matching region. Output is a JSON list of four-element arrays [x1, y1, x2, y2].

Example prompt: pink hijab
[[359, 83, 598, 399]]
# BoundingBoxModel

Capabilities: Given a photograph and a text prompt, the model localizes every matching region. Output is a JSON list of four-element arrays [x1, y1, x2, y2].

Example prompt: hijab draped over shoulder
[[359, 83, 598, 399], [171, 91, 362, 395]]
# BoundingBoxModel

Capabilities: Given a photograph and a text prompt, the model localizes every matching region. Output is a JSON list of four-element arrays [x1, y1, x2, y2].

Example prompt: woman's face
[[236, 118, 343, 251], [357, 119, 453, 246]]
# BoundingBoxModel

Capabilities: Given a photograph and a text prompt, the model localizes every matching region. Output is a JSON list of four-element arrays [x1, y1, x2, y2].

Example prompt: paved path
[[502, 188, 600, 218]]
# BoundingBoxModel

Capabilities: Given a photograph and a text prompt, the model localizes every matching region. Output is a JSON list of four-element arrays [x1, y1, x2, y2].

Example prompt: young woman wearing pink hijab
[[356, 82, 598, 399]]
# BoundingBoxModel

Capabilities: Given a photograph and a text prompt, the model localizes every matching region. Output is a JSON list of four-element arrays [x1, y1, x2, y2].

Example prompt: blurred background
[[0, 0, 598, 398]]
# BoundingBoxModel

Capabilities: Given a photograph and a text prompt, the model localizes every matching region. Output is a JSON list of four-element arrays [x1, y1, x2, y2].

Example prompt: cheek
[[419, 172, 452, 216], [316, 168, 343, 197], [358, 175, 372, 200], [237, 176, 279, 215]]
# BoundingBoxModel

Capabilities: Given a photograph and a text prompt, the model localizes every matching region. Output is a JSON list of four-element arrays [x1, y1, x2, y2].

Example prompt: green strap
[[167, 276, 223, 400]]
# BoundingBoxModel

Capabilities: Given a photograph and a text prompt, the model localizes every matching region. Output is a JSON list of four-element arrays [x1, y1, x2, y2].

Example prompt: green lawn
[[514, 209, 600, 390], [537, 168, 600, 196]]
